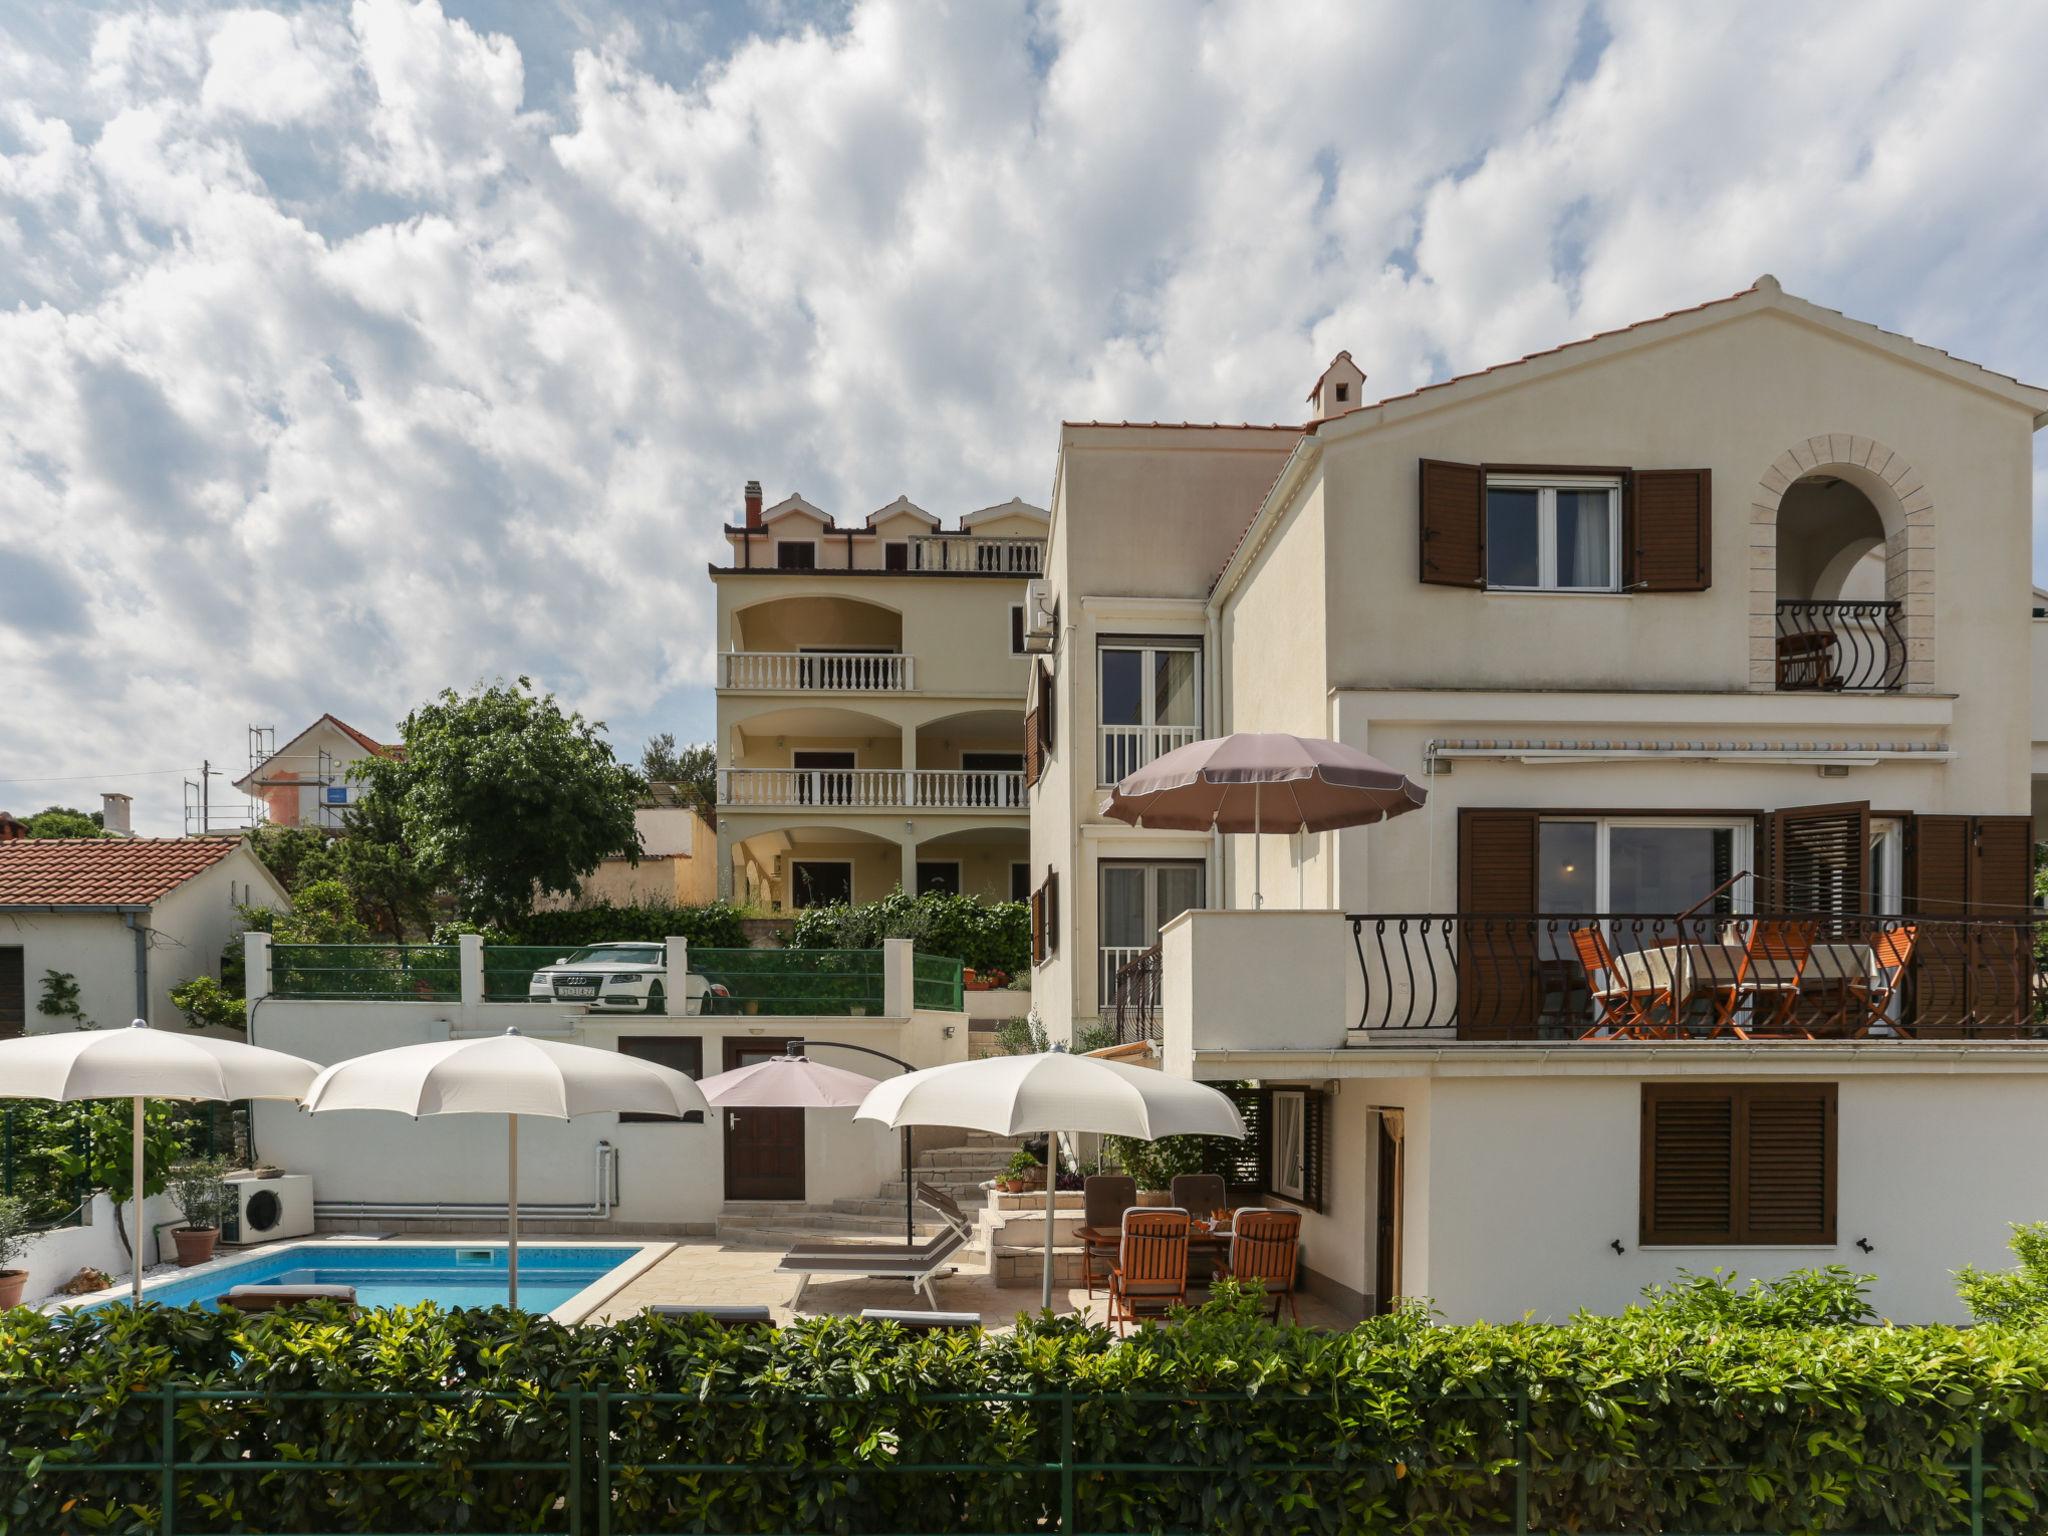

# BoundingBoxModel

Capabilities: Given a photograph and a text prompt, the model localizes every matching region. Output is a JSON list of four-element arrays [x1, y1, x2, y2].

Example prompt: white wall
[[20, 1191, 181, 1304]]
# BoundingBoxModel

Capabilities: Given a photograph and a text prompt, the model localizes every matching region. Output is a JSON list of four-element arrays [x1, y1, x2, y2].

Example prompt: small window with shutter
[[1641, 1082, 1836, 1246]]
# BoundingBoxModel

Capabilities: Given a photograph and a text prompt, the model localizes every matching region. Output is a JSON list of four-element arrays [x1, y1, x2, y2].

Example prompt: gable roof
[[0, 838, 243, 908], [960, 496, 1049, 528], [865, 494, 938, 529], [234, 713, 397, 793]]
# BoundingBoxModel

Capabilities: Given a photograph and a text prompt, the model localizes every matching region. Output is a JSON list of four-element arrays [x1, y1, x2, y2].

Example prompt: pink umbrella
[[1100, 732, 1425, 906], [696, 1043, 920, 1244]]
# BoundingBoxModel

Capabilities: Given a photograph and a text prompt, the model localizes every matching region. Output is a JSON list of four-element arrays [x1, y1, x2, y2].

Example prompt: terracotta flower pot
[[0, 1270, 26, 1310], [172, 1227, 220, 1268]]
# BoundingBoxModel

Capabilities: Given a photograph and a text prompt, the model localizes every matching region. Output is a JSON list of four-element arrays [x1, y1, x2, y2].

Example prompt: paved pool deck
[[588, 1236, 1357, 1331]]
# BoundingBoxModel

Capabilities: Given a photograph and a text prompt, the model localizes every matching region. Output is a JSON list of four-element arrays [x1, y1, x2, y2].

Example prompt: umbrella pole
[[902, 1126, 914, 1246], [1253, 783, 1263, 909], [506, 1115, 519, 1308], [1041, 1130, 1057, 1311], [131, 1096, 145, 1303]]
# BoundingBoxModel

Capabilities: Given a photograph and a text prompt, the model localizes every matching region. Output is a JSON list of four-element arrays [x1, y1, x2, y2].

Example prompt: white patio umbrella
[[856, 1050, 1245, 1310], [301, 1028, 709, 1306], [0, 1020, 319, 1302]]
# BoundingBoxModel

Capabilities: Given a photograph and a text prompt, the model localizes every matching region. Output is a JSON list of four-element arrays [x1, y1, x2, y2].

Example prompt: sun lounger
[[219, 1283, 357, 1313], [858, 1308, 982, 1332], [778, 1181, 975, 1311], [647, 1303, 774, 1328]]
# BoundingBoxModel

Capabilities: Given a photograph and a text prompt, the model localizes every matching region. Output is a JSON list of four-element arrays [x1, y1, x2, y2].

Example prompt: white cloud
[[0, 0, 2043, 830]]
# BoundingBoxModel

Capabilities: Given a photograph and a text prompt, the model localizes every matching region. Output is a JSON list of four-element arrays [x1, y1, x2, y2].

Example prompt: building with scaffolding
[[225, 716, 399, 833]]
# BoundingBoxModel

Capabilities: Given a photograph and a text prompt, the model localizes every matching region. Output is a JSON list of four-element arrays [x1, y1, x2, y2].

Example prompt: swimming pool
[[75, 1241, 669, 1321]]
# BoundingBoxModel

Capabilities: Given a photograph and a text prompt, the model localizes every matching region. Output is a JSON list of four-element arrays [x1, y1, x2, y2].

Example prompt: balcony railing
[[720, 651, 912, 691], [1109, 944, 1163, 1045], [1098, 944, 1153, 1019], [1349, 911, 2043, 1041], [1774, 600, 1905, 692], [1099, 724, 1201, 785], [906, 535, 1044, 575], [720, 767, 1027, 810]]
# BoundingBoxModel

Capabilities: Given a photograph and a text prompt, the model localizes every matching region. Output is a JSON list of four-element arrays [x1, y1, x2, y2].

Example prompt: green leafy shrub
[[1958, 1221, 2048, 1325], [1631, 1265, 1876, 1327], [7, 1290, 2048, 1533], [1102, 1133, 1212, 1192], [0, 1196, 31, 1273], [168, 974, 245, 1033], [501, 901, 749, 949], [793, 889, 1029, 975]]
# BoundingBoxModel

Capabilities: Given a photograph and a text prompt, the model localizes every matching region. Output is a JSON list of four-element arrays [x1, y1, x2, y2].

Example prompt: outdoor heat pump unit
[[219, 1174, 316, 1245]]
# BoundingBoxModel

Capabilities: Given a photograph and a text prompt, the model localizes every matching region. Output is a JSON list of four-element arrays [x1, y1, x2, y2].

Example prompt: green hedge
[[792, 890, 1029, 979], [499, 901, 750, 950], [6, 1290, 2048, 1533]]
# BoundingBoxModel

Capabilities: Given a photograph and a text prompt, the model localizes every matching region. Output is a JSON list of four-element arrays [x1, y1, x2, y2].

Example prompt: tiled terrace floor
[[588, 1236, 1357, 1332]]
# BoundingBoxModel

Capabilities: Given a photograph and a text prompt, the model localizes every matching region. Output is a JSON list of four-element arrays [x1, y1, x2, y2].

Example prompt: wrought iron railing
[[1774, 599, 1905, 692], [1348, 911, 2043, 1041], [1109, 944, 1162, 1045]]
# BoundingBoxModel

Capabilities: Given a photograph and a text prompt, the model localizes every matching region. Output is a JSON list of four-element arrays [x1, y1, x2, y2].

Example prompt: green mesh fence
[[691, 948, 886, 1016], [912, 952, 965, 1012], [269, 944, 461, 1002]]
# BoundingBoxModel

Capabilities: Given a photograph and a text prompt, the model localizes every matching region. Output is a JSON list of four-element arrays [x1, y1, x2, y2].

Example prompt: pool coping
[[44, 1237, 676, 1324]]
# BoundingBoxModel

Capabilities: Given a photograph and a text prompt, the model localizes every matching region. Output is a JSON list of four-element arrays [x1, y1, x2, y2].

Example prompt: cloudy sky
[[3, 0, 2047, 832]]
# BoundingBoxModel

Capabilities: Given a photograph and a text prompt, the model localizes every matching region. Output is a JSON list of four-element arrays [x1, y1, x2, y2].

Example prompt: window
[[1334, 382, 1349, 403], [790, 860, 853, 907], [1098, 860, 1203, 1007], [884, 541, 909, 571], [915, 861, 961, 896], [1098, 640, 1201, 784], [1539, 818, 1748, 918], [776, 541, 817, 570], [1009, 604, 1026, 655], [617, 1036, 705, 1122], [1011, 862, 1031, 902], [1030, 870, 1059, 965], [1270, 1090, 1307, 1201], [1485, 476, 1620, 591], [1640, 1083, 1836, 1245]]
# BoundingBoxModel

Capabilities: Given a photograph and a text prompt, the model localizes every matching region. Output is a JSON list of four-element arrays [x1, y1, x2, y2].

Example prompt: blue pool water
[[94, 1243, 645, 1313]]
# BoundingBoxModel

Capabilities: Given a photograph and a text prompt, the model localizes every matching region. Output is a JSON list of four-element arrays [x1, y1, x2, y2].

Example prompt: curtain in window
[[1152, 650, 1198, 727], [1557, 490, 1611, 587]]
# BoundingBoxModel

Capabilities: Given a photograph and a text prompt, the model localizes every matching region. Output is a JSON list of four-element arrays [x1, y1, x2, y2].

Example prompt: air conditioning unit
[[219, 1174, 315, 1246], [1023, 579, 1056, 650]]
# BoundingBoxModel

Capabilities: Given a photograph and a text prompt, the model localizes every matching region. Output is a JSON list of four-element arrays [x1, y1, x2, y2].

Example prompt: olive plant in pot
[[167, 1158, 231, 1268], [0, 1196, 32, 1309], [1001, 1147, 1043, 1194]]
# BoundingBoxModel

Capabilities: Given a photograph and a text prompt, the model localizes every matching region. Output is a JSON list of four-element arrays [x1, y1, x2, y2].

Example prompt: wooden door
[[722, 1038, 804, 1201], [0, 947, 23, 1040], [1908, 815, 2035, 1036], [1372, 1113, 1403, 1316]]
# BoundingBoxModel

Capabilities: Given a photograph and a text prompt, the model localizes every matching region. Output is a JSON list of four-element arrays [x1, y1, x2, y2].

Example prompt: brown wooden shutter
[[1203, 1086, 1270, 1196], [1418, 459, 1484, 588], [1456, 810, 1541, 1040], [1023, 707, 1042, 787], [1627, 469, 1711, 592], [1741, 1084, 1836, 1244], [1039, 662, 1056, 756], [1029, 884, 1045, 965], [1971, 817, 2034, 915], [1300, 1092, 1329, 1213], [1963, 817, 2034, 1036], [1766, 801, 1869, 916], [1907, 815, 1972, 1034], [0, 947, 22, 1040], [1909, 815, 1972, 916], [1641, 1085, 1737, 1244]]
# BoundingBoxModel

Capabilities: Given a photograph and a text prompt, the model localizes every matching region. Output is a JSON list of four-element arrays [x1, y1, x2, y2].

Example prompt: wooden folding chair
[[1845, 924, 1917, 1037], [1569, 927, 1674, 1040], [1707, 920, 1817, 1037], [1226, 1208, 1302, 1324], [1079, 1174, 1136, 1298], [1107, 1208, 1191, 1335]]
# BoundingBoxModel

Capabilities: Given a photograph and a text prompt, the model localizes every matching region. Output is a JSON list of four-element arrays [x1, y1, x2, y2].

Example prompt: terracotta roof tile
[[1061, 420, 1306, 432], [0, 838, 241, 907], [320, 714, 396, 757]]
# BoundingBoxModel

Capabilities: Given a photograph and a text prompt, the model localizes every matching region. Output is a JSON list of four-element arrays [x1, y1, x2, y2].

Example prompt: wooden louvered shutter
[[1971, 818, 2034, 915], [1456, 810, 1540, 1040], [1023, 707, 1042, 787], [1628, 469, 1711, 592], [1044, 871, 1059, 958], [1419, 459, 1485, 588], [1029, 883, 1045, 965], [1641, 1085, 1736, 1244], [1203, 1086, 1269, 1196], [1966, 817, 2034, 1036], [1740, 1084, 1836, 1244], [1909, 815, 1974, 1035], [0, 947, 22, 1040], [1299, 1092, 1329, 1213], [1766, 801, 1869, 917]]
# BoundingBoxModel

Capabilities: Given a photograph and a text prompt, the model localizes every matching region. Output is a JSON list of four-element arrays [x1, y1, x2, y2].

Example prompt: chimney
[[101, 792, 134, 837], [1307, 351, 1367, 423], [0, 812, 22, 842], [744, 480, 764, 529]]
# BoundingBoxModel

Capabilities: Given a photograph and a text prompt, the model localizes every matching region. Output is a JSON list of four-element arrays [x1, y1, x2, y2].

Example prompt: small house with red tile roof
[[0, 837, 287, 1039], [233, 714, 399, 830]]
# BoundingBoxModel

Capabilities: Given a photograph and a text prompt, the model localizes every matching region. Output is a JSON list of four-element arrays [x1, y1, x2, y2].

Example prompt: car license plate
[[556, 983, 598, 999]]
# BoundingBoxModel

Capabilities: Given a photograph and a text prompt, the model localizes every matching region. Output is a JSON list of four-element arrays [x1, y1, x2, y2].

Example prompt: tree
[[243, 793, 436, 939], [21, 805, 105, 838], [642, 732, 718, 827], [266, 879, 372, 945], [361, 679, 644, 928], [245, 825, 335, 891]]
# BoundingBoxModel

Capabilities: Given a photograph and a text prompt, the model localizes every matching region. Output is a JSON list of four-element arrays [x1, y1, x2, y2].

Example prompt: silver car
[[525, 943, 689, 1014]]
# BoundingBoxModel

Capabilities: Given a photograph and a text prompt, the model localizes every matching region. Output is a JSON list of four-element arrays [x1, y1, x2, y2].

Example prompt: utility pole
[[200, 760, 209, 833]]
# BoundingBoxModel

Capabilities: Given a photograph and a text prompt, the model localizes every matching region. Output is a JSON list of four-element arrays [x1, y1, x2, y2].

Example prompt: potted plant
[[1004, 1147, 1043, 1193], [167, 1158, 231, 1268], [0, 1196, 32, 1310]]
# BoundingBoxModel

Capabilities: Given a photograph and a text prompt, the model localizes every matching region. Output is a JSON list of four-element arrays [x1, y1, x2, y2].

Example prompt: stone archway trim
[[1749, 434, 1932, 691]]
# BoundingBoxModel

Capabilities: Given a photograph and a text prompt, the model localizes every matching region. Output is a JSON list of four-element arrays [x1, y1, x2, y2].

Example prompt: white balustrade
[[719, 767, 1027, 811], [1098, 946, 1151, 1011], [719, 651, 912, 691], [1098, 724, 1202, 785], [910, 769, 1027, 810], [906, 535, 1045, 575]]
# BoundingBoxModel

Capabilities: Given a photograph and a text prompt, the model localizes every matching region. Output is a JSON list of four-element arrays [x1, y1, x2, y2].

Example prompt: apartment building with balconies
[[711, 481, 1048, 909], [1029, 278, 2048, 1326]]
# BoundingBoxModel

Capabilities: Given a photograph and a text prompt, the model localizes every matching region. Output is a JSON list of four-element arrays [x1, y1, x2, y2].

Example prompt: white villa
[[1029, 276, 2048, 1323]]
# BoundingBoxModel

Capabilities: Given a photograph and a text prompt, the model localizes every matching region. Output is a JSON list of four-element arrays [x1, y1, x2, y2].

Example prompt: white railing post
[[458, 933, 484, 1011], [883, 936, 914, 1017], [244, 931, 272, 1004]]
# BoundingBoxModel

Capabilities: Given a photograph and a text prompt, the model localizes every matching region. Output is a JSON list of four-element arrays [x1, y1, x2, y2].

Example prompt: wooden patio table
[[1617, 940, 1874, 1034]]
